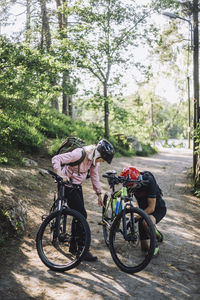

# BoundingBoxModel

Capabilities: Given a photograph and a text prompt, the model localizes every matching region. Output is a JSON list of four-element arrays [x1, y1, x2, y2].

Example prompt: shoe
[[82, 251, 97, 262], [155, 228, 163, 243], [153, 244, 159, 257]]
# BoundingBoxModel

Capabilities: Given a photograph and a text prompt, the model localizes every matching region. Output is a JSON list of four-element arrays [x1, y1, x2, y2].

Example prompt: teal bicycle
[[100, 170, 156, 274]]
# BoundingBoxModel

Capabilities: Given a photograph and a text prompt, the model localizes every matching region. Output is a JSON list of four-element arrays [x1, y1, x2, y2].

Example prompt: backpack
[[55, 136, 87, 176], [142, 171, 163, 196]]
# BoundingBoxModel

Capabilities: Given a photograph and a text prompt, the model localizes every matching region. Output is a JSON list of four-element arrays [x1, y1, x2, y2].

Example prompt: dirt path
[[0, 148, 200, 300]]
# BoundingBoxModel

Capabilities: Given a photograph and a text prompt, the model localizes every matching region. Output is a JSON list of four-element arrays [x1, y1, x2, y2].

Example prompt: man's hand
[[97, 194, 103, 207]]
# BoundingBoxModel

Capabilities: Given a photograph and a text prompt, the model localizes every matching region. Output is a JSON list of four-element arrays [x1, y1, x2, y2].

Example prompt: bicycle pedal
[[98, 221, 105, 226]]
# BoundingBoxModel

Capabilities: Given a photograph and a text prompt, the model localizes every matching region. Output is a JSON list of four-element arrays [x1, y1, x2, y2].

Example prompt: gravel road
[[0, 148, 199, 300]]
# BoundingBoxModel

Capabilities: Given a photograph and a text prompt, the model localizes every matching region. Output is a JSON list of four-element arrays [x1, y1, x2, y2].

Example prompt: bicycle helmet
[[96, 139, 114, 164], [120, 167, 140, 180]]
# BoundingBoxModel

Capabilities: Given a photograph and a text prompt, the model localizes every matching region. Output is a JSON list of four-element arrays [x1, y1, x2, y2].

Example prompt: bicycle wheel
[[36, 208, 91, 272], [109, 207, 156, 274], [102, 193, 114, 247]]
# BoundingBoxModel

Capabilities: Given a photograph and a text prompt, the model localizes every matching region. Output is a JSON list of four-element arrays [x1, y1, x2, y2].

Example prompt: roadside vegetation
[[0, 0, 192, 166]]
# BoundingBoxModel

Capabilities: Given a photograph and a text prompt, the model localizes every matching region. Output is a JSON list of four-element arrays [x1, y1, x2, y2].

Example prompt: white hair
[[84, 144, 96, 153], [85, 144, 101, 165]]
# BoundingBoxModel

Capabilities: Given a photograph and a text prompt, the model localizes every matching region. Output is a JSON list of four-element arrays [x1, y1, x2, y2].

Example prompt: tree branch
[[110, 12, 151, 56]]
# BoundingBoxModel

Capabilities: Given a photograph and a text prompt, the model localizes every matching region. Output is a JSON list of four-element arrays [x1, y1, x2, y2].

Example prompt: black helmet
[[97, 139, 114, 164]]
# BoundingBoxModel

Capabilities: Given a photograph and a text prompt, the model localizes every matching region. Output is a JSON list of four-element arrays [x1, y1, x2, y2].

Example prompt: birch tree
[[70, 0, 154, 138], [55, 0, 74, 116]]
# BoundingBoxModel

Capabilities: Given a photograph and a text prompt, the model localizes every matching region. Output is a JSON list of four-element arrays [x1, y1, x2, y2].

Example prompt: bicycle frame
[[36, 170, 91, 272], [103, 182, 137, 241], [56, 182, 63, 209], [48, 170, 74, 241], [50, 172, 75, 212]]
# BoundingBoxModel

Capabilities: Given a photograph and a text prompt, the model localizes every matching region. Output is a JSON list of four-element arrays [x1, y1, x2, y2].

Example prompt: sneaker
[[155, 228, 163, 243], [82, 251, 97, 262], [153, 245, 159, 257]]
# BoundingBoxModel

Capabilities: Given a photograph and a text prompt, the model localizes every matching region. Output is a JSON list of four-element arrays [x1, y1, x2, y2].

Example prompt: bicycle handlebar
[[102, 173, 149, 188], [46, 169, 73, 187], [102, 173, 139, 183], [47, 169, 63, 181]]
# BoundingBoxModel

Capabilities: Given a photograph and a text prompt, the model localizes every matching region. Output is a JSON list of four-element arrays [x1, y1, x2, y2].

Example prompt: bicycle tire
[[36, 208, 91, 272], [102, 193, 114, 247], [109, 207, 156, 274]]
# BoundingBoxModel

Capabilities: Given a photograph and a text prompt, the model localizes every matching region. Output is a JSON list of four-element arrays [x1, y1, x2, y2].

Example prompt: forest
[[0, 0, 196, 165]]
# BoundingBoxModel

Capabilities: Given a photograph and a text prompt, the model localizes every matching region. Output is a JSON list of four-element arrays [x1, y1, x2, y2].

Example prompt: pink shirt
[[52, 147, 101, 194]]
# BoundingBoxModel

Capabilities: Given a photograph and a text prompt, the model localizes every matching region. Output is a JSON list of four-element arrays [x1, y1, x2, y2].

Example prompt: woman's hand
[[97, 194, 103, 207], [62, 176, 70, 182], [57, 171, 69, 182]]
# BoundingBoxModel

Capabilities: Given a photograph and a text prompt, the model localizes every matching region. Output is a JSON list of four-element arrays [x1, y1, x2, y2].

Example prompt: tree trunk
[[40, 0, 58, 109], [62, 71, 68, 114], [68, 95, 73, 116], [40, 0, 51, 51], [25, 0, 31, 43], [193, 0, 199, 180], [55, 0, 73, 117], [62, 71, 73, 116], [62, 93, 68, 114], [104, 82, 109, 138], [62, 94, 73, 116], [55, 0, 63, 29], [150, 97, 156, 143]]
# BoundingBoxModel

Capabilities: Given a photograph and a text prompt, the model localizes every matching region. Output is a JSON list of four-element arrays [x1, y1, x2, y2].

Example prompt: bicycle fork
[[55, 185, 67, 240], [121, 187, 137, 241]]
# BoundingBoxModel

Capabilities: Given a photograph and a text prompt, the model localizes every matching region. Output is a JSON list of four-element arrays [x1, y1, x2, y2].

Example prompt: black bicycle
[[100, 170, 156, 274], [36, 170, 91, 272]]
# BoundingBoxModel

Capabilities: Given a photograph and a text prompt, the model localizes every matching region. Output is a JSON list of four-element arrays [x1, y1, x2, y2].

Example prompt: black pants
[[65, 185, 87, 218], [64, 185, 87, 245]]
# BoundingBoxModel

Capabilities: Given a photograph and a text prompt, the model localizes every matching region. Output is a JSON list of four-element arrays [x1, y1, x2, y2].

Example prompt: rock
[[38, 168, 49, 176], [23, 158, 38, 167], [126, 136, 143, 152], [8, 200, 27, 232], [0, 199, 27, 240]]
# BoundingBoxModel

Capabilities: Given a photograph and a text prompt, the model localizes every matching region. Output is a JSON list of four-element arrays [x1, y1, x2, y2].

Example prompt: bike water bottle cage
[[115, 198, 122, 215]]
